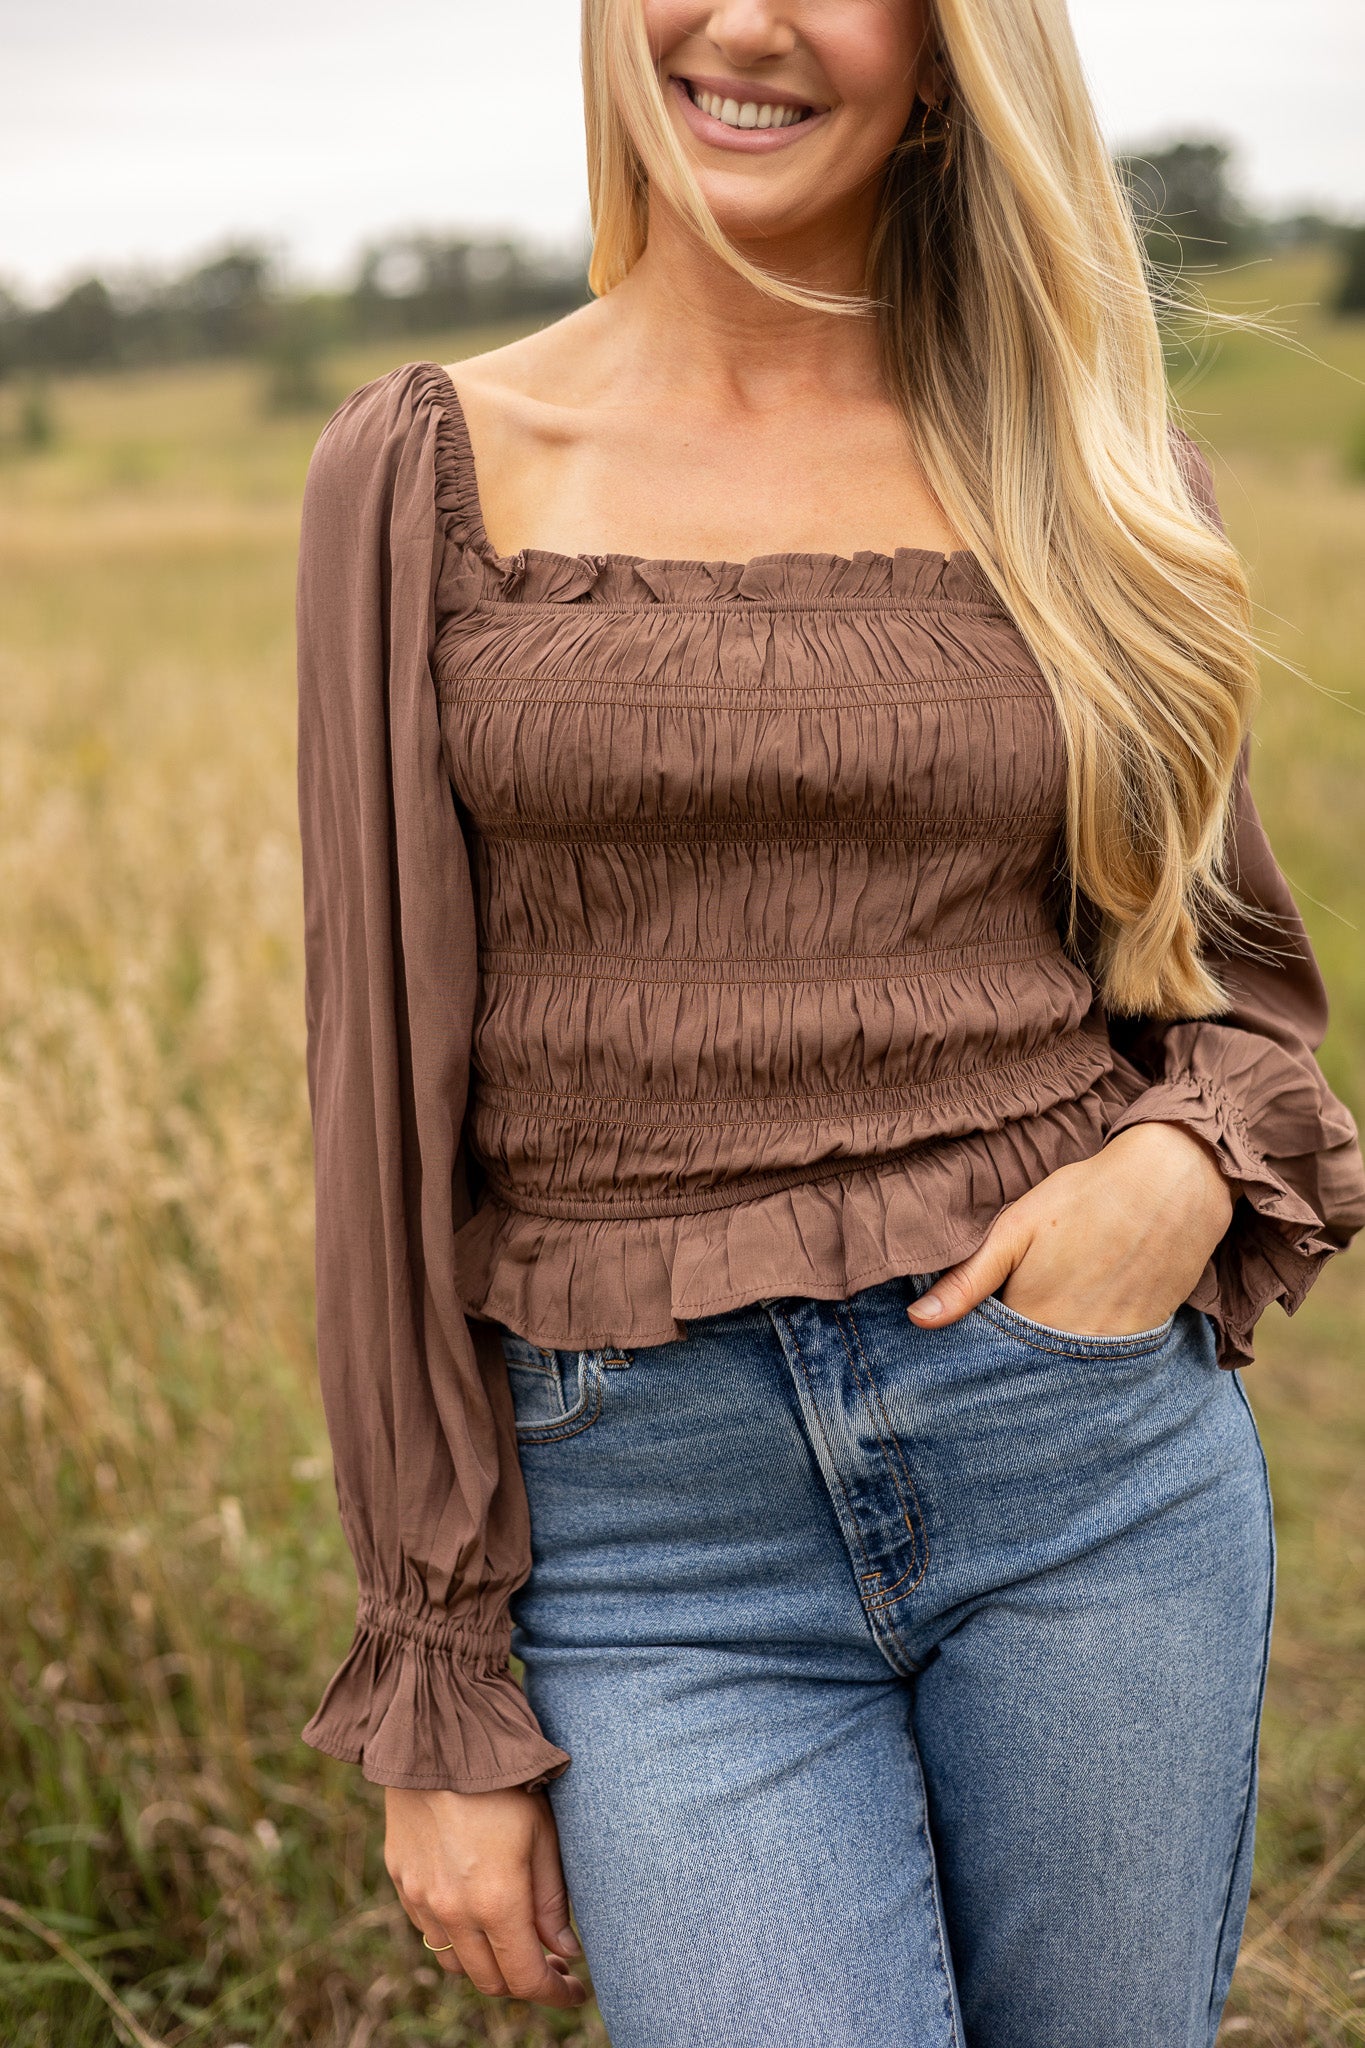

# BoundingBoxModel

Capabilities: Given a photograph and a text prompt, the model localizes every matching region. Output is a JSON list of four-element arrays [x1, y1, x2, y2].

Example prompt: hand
[[385, 1783, 587, 2011], [906, 1123, 1236, 1338]]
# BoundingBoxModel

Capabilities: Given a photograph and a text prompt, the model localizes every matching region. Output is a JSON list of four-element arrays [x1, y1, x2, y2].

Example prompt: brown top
[[295, 359, 1365, 1793]]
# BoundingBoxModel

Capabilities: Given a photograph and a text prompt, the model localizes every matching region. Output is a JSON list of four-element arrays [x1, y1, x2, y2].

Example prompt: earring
[[924, 96, 952, 148], [909, 93, 954, 170]]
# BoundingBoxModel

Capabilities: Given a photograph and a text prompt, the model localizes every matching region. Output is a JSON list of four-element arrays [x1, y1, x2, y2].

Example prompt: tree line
[[0, 232, 589, 381], [3, 142, 1364, 382], [1116, 140, 1364, 306]]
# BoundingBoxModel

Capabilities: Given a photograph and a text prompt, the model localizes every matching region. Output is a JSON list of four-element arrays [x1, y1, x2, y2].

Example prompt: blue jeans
[[498, 1271, 1274, 2048]]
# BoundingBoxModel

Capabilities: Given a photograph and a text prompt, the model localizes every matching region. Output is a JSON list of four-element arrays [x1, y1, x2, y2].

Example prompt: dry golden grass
[[0, 338, 606, 2045], [0, 280, 1361, 2041]]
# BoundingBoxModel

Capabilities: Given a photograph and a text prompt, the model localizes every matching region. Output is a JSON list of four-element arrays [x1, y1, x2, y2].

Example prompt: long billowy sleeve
[[294, 363, 570, 1791], [1102, 435, 1365, 1366]]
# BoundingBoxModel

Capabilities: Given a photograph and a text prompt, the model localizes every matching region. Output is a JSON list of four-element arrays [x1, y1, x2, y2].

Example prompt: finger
[[529, 1806, 581, 1960], [482, 1921, 587, 2009], [448, 1924, 514, 2000], [422, 1926, 468, 1978], [478, 1884, 588, 2009], [394, 1884, 468, 1979], [907, 1213, 1025, 1326]]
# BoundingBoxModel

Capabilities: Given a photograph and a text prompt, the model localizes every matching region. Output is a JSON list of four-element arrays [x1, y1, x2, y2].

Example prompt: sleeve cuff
[[1104, 1073, 1347, 1368], [301, 1600, 572, 1793]]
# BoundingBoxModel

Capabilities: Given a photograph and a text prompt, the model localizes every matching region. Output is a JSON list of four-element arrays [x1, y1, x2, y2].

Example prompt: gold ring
[[422, 1931, 455, 1953]]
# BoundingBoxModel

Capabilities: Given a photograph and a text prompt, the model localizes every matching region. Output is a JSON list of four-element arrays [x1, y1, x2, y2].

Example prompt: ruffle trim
[[302, 1601, 571, 1793], [454, 1080, 1151, 1351], [1104, 1072, 1358, 1368], [412, 358, 1008, 615]]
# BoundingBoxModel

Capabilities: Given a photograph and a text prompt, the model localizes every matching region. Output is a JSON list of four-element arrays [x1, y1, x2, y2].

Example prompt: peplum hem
[[302, 1599, 571, 1794], [454, 1080, 1146, 1352]]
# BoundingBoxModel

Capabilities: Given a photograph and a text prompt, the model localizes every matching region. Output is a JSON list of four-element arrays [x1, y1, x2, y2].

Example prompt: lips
[[669, 73, 831, 152], [683, 80, 814, 130]]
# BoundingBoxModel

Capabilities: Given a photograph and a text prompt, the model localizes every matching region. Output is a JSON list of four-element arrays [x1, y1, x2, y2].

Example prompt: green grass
[[0, 270, 1362, 2043]]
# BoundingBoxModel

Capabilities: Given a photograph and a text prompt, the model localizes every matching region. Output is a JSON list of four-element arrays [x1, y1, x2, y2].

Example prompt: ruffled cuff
[[1103, 1073, 1348, 1369], [302, 1599, 571, 1793]]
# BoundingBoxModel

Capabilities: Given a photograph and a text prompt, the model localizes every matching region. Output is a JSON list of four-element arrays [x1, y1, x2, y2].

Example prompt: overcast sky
[[3, 0, 1361, 300]]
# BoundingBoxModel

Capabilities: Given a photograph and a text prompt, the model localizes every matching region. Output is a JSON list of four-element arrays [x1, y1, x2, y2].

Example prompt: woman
[[294, 2, 1365, 2042]]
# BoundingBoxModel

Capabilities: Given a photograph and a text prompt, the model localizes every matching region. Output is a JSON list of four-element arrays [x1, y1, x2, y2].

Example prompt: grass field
[[0, 254, 1362, 2044]]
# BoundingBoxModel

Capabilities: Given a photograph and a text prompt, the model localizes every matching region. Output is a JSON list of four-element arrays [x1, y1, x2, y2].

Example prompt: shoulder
[[297, 361, 468, 567], [439, 300, 622, 460], [442, 301, 606, 409], [301, 360, 501, 534], [305, 361, 450, 491]]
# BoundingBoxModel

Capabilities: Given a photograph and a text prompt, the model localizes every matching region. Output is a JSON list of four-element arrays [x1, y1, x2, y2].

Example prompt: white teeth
[[691, 85, 807, 130]]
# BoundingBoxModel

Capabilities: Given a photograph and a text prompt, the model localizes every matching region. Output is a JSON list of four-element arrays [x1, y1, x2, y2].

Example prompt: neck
[[604, 192, 885, 414]]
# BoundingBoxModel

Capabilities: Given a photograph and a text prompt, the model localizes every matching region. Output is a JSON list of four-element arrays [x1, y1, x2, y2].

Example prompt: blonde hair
[[581, 0, 1260, 1018]]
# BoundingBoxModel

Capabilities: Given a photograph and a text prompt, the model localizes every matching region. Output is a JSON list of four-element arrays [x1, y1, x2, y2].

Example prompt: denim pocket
[[498, 1331, 631, 1443], [969, 1292, 1178, 1361]]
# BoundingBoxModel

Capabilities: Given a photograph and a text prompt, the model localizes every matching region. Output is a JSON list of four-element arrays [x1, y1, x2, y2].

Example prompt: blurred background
[[0, 3, 1362, 2043]]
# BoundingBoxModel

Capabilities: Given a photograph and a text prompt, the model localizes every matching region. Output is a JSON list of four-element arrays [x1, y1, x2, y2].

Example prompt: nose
[[701, 0, 798, 66]]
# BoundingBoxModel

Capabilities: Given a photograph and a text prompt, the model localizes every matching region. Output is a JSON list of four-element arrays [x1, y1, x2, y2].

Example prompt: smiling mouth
[[680, 78, 818, 131]]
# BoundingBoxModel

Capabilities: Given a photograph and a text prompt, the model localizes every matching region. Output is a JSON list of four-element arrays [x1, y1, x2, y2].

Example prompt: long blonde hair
[[581, 0, 1260, 1018]]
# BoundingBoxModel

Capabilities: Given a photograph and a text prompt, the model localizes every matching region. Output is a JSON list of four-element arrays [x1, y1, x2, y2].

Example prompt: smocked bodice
[[427, 371, 1141, 1346]]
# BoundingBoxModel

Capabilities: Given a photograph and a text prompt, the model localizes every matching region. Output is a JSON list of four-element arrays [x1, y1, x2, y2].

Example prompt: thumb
[[529, 1804, 580, 1961], [907, 1210, 1025, 1327]]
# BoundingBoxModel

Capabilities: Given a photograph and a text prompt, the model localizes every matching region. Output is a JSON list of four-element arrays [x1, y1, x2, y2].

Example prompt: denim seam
[[969, 1295, 1176, 1360], [514, 1355, 605, 1443], [838, 1302, 930, 1605], [769, 1308, 877, 1583], [1205, 1371, 1278, 2040], [918, 1811, 968, 2048]]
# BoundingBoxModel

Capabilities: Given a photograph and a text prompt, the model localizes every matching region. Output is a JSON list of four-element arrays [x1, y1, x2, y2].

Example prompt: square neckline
[[422, 358, 982, 586]]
